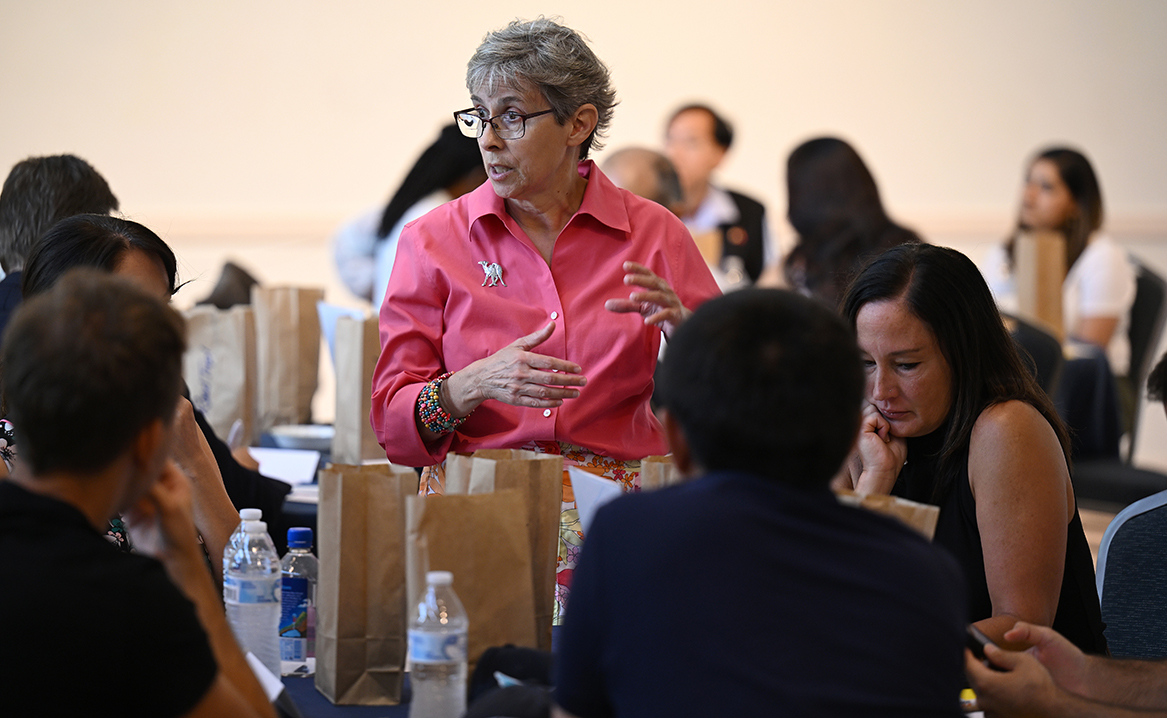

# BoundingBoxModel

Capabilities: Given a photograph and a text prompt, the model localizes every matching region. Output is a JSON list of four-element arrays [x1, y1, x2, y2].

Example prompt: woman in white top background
[[332, 123, 487, 308], [983, 147, 1136, 377]]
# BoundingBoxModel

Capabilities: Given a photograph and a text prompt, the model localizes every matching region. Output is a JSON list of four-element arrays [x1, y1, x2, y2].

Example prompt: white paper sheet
[[245, 651, 285, 702], [286, 485, 320, 505], [568, 465, 624, 535], [248, 447, 320, 486]]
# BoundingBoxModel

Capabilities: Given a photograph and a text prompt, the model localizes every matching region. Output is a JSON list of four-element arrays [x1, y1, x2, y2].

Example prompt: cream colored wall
[[4, 1, 1166, 238], [3, 0, 1167, 456]]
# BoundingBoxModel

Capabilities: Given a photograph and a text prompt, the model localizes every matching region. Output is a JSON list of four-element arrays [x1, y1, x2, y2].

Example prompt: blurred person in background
[[600, 146, 683, 214], [982, 147, 1135, 376], [782, 137, 921, 310], [0, 154, 118, 338], [664, 103, 772, 289], [333, 123, 486, 308]]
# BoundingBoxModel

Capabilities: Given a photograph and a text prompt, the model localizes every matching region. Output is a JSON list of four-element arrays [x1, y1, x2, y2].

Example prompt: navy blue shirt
[[555, 471, 967, 718]]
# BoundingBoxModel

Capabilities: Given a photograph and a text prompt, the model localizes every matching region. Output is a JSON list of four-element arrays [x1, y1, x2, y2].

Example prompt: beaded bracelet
[[417, 372, 469, 434]]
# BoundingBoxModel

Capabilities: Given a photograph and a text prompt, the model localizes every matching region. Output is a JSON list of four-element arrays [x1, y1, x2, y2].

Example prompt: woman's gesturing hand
[[605, 261, 692, 338], [443, 321, 587, 417], [854, 402, 907, 494]]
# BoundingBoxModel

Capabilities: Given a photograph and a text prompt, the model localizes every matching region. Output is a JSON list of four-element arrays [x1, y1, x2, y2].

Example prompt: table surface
[[281, 674, 411, 718]]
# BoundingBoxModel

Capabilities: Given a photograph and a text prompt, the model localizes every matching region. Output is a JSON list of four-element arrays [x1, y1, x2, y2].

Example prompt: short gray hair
[[466, 17, 617, 160]]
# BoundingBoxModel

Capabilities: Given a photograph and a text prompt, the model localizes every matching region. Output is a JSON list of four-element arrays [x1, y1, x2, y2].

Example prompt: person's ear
[[566, 104, 598, 150], [660, 408, 695, 477]]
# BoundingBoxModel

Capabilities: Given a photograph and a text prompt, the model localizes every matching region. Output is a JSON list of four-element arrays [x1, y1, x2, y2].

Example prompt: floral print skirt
[[419, 441, 642, 624]]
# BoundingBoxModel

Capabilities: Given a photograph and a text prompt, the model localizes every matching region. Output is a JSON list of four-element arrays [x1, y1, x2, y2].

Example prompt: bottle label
[[279, 576, 310, 664], [223, 575, 280, 605], [280, 636, 307, 662], [408, 629, 467, 664]]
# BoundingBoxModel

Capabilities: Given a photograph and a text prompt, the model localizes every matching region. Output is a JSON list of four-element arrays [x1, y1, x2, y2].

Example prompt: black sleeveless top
[[892, 424, 1109, 654]]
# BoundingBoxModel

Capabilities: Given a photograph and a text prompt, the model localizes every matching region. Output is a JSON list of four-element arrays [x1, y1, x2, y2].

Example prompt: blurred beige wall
[[3, 0, 1167, 430], [3, 1, 1165, 244]]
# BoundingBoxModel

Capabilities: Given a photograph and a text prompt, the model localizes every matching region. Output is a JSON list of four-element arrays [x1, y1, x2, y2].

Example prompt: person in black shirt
[[839, 243, 1107, 653], [0, 271, 273, 718]]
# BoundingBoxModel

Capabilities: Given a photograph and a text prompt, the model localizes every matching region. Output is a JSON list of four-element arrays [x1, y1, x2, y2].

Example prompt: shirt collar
[[465, 159, 632, 240]]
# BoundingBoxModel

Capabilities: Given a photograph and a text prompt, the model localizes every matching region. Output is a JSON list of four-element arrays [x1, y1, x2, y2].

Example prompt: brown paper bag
[[444, 449, 562, 652], [639, 454, 683, 491], [182, 305, 257, 445], [315, 463, 418, 705], [834, 489, 940, 540], [252, 286, 324, 433], [406, 489, 538, 666], [331, 315, 384, 464], [1015, 230, 1066, 342]]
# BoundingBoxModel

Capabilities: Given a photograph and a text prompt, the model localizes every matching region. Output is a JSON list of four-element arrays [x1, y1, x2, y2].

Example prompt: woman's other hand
[[854, 402, 907, 494], [443, 321, 587, 417], [169, 398, 238, 576], [605, 261, 692, 338], [123, 460, 202, 567]]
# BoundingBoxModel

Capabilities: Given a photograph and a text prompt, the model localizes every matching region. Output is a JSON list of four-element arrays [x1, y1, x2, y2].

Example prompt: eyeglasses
[[453, 108, 554, 140]]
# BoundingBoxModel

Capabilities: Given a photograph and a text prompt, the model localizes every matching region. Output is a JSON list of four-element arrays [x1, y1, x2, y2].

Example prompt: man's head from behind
[[655, 289, 864, 486], [0, 155, 119, 274], [601, 147, 684, 214], [2, 270, 185, 477]]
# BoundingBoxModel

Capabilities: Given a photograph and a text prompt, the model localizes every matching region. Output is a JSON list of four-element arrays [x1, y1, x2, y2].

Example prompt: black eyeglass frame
[[453, 108, 555, 140]]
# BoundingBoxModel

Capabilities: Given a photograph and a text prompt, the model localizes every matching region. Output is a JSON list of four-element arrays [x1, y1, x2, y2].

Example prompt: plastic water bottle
[[222, 508, 262, 576], [279, 527, 318, 675], [409, 571, 468, 718], [224, 520, 281, 677]]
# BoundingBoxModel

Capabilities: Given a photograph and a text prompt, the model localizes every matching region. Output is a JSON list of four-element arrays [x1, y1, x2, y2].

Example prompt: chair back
[[1007, 313, 1064, 398], [1126, 260, 1167, 462], [1096, 488, 1167, 658]]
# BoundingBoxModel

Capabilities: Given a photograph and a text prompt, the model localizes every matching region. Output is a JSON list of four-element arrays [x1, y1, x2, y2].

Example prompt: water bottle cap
[[287, 527, 313, 547], [244, 521, 268, 534], [239, 508, 262, 521], [426, 570, 453, 586]]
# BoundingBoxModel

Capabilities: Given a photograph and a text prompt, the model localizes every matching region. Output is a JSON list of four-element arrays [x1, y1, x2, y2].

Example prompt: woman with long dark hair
[[20, 214, 288, 562], [782, 137, 920, 309], [983, 147, 1135, 374], [333, 123, 486, 307], [838, 243, 1107, 653]]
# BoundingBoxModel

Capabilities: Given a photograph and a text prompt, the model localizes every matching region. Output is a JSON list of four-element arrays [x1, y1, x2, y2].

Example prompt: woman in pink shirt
[[370, 18, 719, 620]]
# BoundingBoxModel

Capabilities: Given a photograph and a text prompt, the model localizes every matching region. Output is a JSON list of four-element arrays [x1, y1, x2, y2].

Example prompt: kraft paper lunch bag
[[252, 286, 324, 433], [443, 449, 562, 653], [405, 487, 540, 669], [315, 463, 418, 704], [639, 454, 684, 491], [182, 305, 258, 445], [331, 314, 384, 464]]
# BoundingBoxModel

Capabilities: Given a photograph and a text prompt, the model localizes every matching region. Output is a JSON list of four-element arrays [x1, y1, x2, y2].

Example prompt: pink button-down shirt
[[371, 161, 721, 467]]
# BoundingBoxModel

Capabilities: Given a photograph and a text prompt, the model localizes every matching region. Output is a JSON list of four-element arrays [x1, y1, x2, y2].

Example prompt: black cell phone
[[966, 624, 995, 660], [967, 624, 1007, 670]]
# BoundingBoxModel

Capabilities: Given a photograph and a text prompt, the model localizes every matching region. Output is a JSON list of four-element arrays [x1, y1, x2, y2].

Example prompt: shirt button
[[550, 311, 559, 320], [543, 409, 552, 417]]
